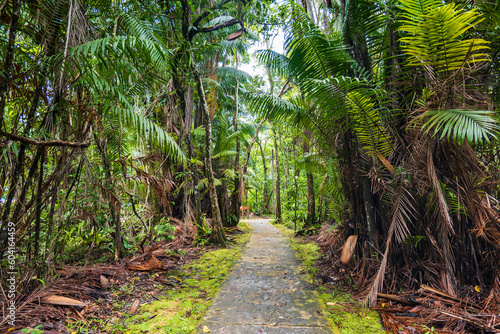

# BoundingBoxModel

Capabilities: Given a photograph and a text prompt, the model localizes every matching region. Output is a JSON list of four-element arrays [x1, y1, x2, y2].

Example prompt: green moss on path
[[116, 222, 250, 334]]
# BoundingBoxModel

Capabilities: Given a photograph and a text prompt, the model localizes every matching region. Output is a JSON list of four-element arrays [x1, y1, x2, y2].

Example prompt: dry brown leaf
[[128, 299, 140, 314], [127, 255, 163, 271], [340, 235, 358, 264], [100, 274, 110, 289], [40, 295, 87, 308]]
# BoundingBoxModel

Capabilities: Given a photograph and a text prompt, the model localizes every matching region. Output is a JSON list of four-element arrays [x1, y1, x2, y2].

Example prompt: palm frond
[[110, 106, 186, 165], [398, 0, 490, 72], [367, 180, 415, 306], [418, 109, 499, 144], [254, 49, 290, 77]]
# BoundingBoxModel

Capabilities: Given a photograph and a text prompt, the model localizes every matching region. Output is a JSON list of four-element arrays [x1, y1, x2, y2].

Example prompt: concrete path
[[199, 219, 333, 334]]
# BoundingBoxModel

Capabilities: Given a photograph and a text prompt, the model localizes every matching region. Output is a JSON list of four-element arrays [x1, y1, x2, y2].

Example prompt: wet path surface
[[199, 219, 333, 334]]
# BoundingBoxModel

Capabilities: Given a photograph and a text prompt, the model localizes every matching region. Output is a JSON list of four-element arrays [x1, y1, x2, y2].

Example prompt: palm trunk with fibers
[[193, 66, 226, 246], [273, 129, 282, 222], [361, 176, 378, 251], [367, 181, 413, 306]]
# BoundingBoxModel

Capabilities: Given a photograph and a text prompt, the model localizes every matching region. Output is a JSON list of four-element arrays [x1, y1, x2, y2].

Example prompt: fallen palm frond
[[375, 284, 500, 333], [0, 238, 205, 333], [366, 177, 415, 307]]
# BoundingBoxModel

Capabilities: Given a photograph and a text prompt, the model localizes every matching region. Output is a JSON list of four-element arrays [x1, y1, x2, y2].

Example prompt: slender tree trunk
[[229, 53, 241, 225], [34, 148, 46, 258], [273, 129, 282, 222], [95, 135, 122, 259], [258, 139, 268, 214], [193, 67, 226, 246], [220, 179, 228, 226], [271, 148, 275, 212], [305, 172, 315, 226], [184, 86, 202, 228], [294, 144, 299, 231], [302, 133, 315, 228]]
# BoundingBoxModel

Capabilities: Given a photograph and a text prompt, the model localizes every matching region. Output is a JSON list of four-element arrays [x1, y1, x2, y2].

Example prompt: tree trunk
[[184, 85, 202, 228], [94, 135, 122, 259], [305, 172, 315, 227], [34, 147, 46, 258], [193, 67, 226, 246], [258, 139, 268, 214], [229, 53, 241, 225], [273, 129, 282, 222], [361, 176, 378, 251], [302, 133, 316, 228]]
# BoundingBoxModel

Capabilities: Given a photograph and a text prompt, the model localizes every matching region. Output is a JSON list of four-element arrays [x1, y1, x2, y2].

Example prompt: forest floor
[[6, 218, 388, 334]]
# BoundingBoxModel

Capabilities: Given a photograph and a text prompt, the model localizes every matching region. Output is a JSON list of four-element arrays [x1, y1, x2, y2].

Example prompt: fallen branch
[[377, 293, 414, 305], [1, 131, 90, 147]]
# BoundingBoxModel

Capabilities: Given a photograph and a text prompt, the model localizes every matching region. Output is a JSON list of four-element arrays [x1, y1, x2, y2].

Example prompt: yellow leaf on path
[[203, 325, 211, 333], [7, 328, 15, 332], [475, 285, 481, 292]]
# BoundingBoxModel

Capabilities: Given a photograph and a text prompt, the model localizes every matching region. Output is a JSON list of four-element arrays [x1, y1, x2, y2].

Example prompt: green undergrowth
[[112, 222, 250, 334], [274, 221, 385, 334]]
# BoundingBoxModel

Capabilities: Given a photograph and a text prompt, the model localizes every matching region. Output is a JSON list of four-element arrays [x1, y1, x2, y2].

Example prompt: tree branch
[[190, 18, 241, 40], [1, 132, 90, 147], [192, 0, 233, 27]]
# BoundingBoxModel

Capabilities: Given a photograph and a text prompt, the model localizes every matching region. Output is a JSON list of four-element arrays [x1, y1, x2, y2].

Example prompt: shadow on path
[[199, 219, 334, 334]]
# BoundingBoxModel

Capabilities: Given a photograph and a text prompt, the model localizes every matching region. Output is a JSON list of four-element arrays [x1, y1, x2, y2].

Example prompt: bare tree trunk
[[34, 148, 46, 258], [193, 67, 226, 246], [258, 139, 268, 214], [302, 133, 315, 228], [293, 142, 300, 230], [273, 129, 282, 222]]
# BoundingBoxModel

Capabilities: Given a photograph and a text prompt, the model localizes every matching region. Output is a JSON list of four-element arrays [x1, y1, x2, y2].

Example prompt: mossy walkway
[[199, 219, 334, 334]]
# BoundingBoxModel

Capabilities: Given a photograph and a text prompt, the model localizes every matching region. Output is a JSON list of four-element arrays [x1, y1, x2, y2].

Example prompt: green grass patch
[[110, 222, 250, 333]]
